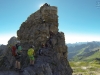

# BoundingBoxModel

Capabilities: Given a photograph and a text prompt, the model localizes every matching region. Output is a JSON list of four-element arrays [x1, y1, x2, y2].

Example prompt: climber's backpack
[[27, 48, 34, 56], [11, 45, 17, 56]]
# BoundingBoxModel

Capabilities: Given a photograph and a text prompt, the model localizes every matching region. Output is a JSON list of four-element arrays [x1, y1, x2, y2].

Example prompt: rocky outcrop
[[0, 3, 73, 75], [0, 36, 18, 70], [0, 45, 7, 68], [17, 4, 58, 44], [0, 45, 7, 56], [7, 36, 18, 46]]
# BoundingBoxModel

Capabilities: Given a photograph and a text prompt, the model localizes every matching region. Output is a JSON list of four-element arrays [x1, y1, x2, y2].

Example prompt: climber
[[27, 45, 35, 66], [46, 31, 55, 48], [14, 41, 23, 72], [39, 43, 45, 55], [16, 41, 20, 50], [44, 3, 49, 6]]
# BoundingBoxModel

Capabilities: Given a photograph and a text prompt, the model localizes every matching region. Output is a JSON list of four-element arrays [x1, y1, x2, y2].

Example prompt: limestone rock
[[7, 36, 18, 47], [17, 3, 72, 75], [0, 45, 7, 56], [0, 36, 18, 70], [0, 3, 73, 75]]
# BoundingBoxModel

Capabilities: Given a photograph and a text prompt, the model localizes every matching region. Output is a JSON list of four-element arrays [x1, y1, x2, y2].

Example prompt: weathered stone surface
[[8, 36, 18, 46], [0, 3, 73, 75], [0, 45, 7, 56], [17, 4, 58, 45], [0, 36, 18, 70]]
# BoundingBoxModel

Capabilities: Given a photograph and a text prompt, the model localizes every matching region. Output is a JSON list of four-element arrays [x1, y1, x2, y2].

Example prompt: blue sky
[[0, 0, 100, 45]]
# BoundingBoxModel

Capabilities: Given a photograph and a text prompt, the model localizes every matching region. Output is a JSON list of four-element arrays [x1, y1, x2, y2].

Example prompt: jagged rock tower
[[17, 4, 58, 46], [17, 3, 73, 75], [0, 3, 73, 75]]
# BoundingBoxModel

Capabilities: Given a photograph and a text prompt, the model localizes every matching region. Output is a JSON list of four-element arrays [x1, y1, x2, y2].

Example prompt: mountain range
[[67, 41, 100, 62]]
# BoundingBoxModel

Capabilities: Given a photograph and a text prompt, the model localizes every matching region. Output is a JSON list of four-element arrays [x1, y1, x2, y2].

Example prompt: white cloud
[[65, 34, 100, 43], [0, 34, 17, 45]]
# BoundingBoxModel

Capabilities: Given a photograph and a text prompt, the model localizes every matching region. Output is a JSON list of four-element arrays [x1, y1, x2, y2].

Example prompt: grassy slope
[[84, 51, 100, 62], [69, 61, 100, 75], [68, 42, 100, 75], [70, 46, 100, 62]]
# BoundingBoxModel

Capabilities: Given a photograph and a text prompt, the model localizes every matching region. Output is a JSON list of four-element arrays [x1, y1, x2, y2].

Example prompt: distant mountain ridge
[[68, 41, 100, 62], [67, 42, 88, 47]]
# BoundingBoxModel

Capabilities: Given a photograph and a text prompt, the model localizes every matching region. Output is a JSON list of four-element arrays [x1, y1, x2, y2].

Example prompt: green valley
[[68, 41, 100, 75]]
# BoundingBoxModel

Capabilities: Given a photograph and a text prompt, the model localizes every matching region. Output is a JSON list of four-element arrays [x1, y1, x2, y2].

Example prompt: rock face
[[0, 36, 18, 70], [0, 45, 7, 68], [17, 4, 58, 45], [0, 45, 7, 56], [0, 3, 73, 75], [7, 36, 18, 46]]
